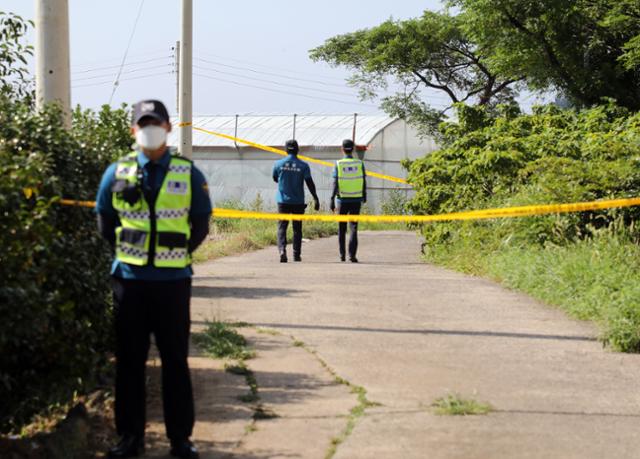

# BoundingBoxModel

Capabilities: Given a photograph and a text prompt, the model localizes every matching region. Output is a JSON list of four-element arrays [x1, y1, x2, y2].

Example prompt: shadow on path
[[247, 322, 596, 342], [191, 286, 303, 300]]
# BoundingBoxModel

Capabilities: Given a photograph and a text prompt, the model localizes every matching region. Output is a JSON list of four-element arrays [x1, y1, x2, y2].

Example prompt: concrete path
[[186, 231, 640, 459]]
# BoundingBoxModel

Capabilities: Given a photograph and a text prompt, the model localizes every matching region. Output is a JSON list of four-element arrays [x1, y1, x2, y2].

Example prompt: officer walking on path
[[330, 139, 367, 262], [96, 100, 211, 459], [272, 139, 320, 263]]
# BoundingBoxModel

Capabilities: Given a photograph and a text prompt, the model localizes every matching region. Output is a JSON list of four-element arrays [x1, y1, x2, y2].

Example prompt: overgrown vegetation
[[0, 96, 131, 432], [0, 12, 131, 432], [193, 322, 262, 411], [192, 321, 255, 360], [432, 394, 493, 416], [192, 320, 260, 405], [407, 102, 640, 352]]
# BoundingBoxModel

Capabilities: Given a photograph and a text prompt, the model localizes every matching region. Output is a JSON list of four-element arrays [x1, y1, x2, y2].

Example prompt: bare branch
[[412, 70, 460, 103]]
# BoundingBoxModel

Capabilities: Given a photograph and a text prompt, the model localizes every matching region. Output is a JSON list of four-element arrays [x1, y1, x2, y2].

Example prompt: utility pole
[[178, 0, 193, 159], [174, 40, 180, 113], [292, 113, 297, 140], [35, 0, 71, 128], [352, 113, 358, 142]]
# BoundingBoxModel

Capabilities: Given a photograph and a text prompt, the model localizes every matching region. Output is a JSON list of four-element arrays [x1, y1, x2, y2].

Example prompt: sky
[[4, 0, 449, 116]]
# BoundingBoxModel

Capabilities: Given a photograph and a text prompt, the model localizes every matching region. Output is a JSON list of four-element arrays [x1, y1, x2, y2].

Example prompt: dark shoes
[[350, 257, 359, 263], [107, 435, 144, 458], [280, 252, 301, 262], [170, 439, 200, 458], [107, 435, 198, 458], [340, 255, 346, 262]]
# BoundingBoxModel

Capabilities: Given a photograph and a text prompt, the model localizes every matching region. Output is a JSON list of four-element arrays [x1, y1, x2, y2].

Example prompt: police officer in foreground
[[330, 139, 366, 262], [272, 139, 320, 262], [96, 100, 211, 459]]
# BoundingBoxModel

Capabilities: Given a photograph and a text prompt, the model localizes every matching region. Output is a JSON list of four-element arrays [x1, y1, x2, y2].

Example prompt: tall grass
[[425, 224, 640, 352]]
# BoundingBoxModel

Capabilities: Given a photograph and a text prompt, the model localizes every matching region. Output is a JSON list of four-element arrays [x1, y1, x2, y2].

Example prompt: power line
[[73, 63, 172, 82], [197, 50, 347, 82], [193, 64, 357, 98], [194, 56, 350, 89], [109, 0, 146, 104], [193, 72, 379, 108], [73, 71, 173, 89], [71, 56, 172, 75], [71, 48, 169, 70]]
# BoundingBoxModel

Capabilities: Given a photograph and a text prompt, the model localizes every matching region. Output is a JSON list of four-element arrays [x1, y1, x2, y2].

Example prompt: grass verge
[[431, 394, 493, 416], [425, 227, 640, 352]]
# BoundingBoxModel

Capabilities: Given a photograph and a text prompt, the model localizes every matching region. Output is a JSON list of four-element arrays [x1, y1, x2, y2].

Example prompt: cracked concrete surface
[[147, 231, 640, 458]]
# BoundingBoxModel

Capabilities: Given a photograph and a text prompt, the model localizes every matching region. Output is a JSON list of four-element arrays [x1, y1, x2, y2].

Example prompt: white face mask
[[135, 125, 168, 150]]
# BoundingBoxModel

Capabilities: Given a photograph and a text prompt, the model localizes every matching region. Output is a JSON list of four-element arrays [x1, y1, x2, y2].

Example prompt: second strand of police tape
[[179, 123, 409, 185]]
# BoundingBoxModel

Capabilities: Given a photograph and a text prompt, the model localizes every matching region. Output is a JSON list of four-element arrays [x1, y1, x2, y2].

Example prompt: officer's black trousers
[[277, 203, 306, 256], [338, 202, 362, 259], [111, 276, 194, 441]]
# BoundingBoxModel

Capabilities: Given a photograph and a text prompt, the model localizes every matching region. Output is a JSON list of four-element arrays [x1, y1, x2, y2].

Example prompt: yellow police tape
[[212, 197, 640, 223], [58, 196, 640, 223], [59, 199, 98, 208], [178, 122, 408, 185]]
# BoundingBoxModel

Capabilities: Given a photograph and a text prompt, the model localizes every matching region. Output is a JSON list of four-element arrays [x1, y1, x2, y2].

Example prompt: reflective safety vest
[[336, 157, 364, 199], [112, 153, 192, 268]]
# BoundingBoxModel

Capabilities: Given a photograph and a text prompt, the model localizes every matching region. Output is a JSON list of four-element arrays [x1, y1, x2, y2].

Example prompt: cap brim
[[132, 112, 164, 126]]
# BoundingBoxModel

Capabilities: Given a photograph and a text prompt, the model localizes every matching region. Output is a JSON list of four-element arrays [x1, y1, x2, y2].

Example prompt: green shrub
[[0, 96, 131, 432], [407, 102, 640, 247], [410, 102, 640, 352]]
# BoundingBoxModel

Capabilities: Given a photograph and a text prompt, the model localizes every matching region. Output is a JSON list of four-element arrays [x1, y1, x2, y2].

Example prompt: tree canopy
[[309, 10, 522, 137], [453, 0, 640, 109], [310, 1, 640, 136]]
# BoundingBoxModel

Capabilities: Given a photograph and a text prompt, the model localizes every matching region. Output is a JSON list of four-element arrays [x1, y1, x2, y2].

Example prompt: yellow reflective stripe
[[179, 123, 409, 185]]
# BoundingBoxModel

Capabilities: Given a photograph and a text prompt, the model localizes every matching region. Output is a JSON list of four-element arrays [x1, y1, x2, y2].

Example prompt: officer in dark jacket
[[272, 139, 320, 262], [96, 100, 210, 459]]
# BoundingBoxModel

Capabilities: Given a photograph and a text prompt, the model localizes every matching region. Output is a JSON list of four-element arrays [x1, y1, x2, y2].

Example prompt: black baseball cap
[[132, 99, 170, 126], [285, 139, 299, 154], [342, 139, 355, 152]]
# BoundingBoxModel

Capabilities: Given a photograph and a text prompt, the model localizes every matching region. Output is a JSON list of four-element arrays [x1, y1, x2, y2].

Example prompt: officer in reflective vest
[[96, 100, 211, 459], [330, 139, 367, 262]]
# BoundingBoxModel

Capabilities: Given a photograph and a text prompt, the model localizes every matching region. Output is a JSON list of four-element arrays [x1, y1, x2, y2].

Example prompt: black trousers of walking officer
[[277, 203, 306, 257], [112, 276, 194, 442], [338, 202, 361, 259]]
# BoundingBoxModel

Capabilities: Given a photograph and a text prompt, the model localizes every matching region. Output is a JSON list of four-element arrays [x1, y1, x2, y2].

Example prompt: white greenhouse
[[167, 114, 437, 212]]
